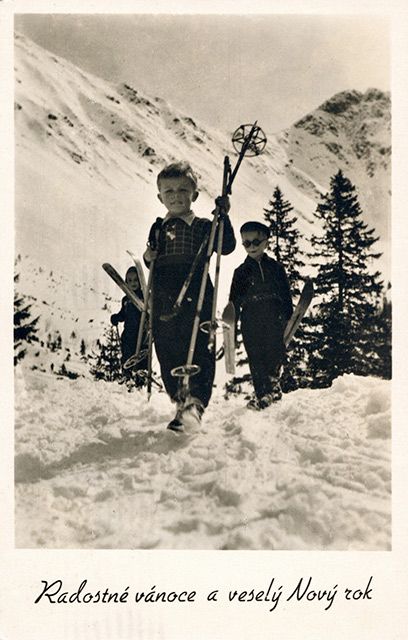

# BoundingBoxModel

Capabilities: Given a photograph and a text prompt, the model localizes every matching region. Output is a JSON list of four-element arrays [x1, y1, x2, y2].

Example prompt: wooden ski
[[102, 263, 144, 312], [222, 301, 236, 375], [284, 278, 314, 347]]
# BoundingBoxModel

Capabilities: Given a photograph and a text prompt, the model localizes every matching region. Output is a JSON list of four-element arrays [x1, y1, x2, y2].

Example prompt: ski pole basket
[[232, 123, 267, 157], [171, 364, 201, 378], [123, 348, 149, 370], [199, 318, 231, 334]]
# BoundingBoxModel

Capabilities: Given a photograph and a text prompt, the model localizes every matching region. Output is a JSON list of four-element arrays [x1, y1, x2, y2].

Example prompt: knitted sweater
[[146, 214, 236, 268]]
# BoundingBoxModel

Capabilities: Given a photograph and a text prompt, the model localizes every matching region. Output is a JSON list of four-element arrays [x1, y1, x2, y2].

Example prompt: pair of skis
[[221, 278, 314, 375]]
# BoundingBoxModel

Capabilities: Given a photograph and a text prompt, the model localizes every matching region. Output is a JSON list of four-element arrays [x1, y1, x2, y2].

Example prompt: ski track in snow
[[15, 368, 391, 550]]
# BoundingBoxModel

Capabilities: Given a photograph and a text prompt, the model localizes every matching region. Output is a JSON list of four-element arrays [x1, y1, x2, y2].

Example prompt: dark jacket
[[111, 296, 144, 346], [229, 253, 293, 326]]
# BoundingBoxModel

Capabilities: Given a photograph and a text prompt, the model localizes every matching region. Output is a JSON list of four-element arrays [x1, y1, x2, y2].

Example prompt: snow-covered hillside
[[279, 88, 391, 260], [14, 32, 391, 346], [15, 362, 390, 550]]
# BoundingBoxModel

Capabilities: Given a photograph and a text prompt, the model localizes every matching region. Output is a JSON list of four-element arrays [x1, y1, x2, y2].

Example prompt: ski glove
[[110, 314, 119, 326], [213, 195, 230, 216], [148, 217, 163, 250]]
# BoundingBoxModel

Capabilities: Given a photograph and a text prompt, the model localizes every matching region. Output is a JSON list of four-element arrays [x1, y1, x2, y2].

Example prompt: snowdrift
[[15, 367, 391, 550]]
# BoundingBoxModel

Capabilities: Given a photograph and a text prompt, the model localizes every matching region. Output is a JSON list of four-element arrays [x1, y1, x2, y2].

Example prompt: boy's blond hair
[[157, 161, 198, 190]]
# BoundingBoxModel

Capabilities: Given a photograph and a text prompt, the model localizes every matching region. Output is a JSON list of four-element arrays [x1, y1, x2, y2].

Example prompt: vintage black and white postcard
[[1, 0, 407, 638]]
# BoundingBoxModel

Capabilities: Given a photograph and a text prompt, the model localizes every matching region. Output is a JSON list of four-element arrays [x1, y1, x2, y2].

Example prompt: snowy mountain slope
[[14, 253, 119, 349], [14, 32, 391, 347], [15, 365, 390, 550], [279, 89, 391, 259]]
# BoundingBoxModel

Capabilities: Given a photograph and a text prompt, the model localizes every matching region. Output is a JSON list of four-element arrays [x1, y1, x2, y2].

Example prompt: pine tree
[[89, 326, 123, 382], [14, 274, 39, 365], [47, 331, 63, 352], [263, 186, 306, 295], [80, 338, 87, 358], [308, 170, 383, 386], [369, 284, 391, 379], [264, 186, 310, 391]]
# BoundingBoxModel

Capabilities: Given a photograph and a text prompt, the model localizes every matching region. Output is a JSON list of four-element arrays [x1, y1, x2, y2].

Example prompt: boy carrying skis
[[229, 221, 293, 410], [144, 161, 236, 431]]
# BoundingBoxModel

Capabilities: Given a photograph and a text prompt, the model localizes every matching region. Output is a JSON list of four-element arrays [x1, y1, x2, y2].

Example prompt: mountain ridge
[[14, 32, 391, 345]]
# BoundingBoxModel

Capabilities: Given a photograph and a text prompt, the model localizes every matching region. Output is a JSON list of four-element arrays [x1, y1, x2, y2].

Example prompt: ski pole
[[146, 257, 156, 400], [162, 122, 265, 323], [202, 156, 231, 353], [159, 234, 209, 321], [170, 122, 267, 398], [114, 325, 123, 375], [171, 164, 230, 400]]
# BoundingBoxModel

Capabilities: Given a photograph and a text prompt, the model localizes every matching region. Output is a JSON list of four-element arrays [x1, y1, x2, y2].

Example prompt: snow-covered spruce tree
[[80, 338, 87, 359], [264, 186, 310, 391], [308, 170, 383, 386], [89, 325, 123, 382], [47, 331, 62, 352], [369, 284, 391, 380], [14, 274, 39, 366], [263, 186, 306, 296]]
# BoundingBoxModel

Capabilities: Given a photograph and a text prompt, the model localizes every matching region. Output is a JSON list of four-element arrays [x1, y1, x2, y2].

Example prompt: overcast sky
[[15, 13, 390, 133]]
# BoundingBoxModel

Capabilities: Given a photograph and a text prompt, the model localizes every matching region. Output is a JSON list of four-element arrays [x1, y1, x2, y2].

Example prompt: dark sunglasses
[[242, 238, 266, 248]]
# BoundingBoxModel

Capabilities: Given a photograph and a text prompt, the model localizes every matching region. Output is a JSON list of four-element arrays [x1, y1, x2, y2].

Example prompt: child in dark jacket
[[229, 221, 293, 410], [110, 266, 147, 385], [144, 161, 236, 430]]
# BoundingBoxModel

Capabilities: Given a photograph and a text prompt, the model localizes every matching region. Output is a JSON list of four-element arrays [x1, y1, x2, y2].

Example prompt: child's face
[[157, 176, 198, 217], [241, 231, 268, 261], [126, 272, 140, 291]]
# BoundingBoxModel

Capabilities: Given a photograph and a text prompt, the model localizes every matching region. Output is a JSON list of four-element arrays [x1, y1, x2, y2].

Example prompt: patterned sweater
[[146, 214, 236, 267], [145, 213, 236, 301]]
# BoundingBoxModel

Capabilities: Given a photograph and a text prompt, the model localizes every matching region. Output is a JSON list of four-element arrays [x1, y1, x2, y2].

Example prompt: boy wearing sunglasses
[[229, 221, 293, 410]]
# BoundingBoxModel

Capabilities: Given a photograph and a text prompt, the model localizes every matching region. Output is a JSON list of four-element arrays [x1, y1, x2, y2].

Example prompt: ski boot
[[246, 396, 261, 411], [246, 391, 277, 411], [167, 406, 185, 433], [125, 378, 136, 393], [269, 376, 283, 402], [258, 393, 275, 409], [180, 396, 205, 430]]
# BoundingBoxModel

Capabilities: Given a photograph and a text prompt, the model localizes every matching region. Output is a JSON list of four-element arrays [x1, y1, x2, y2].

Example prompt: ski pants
[[241, 301, 286, 399], [152, 279, 215, 407]]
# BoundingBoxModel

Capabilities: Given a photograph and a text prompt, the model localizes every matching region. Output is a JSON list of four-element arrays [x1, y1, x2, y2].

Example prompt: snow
[[15, 365, 391, 550]]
